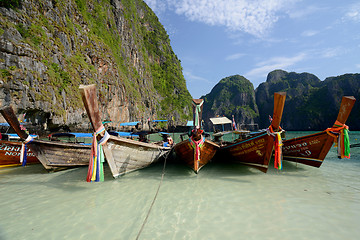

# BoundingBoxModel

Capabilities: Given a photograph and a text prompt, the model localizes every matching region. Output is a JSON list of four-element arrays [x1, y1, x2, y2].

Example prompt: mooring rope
[[136, 148, 171, 240]]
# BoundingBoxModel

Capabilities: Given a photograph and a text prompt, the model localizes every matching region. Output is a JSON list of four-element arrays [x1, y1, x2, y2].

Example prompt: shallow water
[[1, 131, 360, 240]]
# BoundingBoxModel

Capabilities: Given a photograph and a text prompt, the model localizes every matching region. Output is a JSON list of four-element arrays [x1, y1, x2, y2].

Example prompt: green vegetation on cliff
[[256, 70, 360, 130], [203, 70, 360, 131], [0, 0, 192, 128], [202, 75, 259, 130]]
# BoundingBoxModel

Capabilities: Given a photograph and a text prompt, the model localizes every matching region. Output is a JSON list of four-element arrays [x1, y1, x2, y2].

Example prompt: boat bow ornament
[[87, 125, 110, 182], [189, 134, 205, 169], [267, 125, 285, 170], [20, 135, 34, 166], [325, 120, 350, 159], [193, 100, 203, 129]]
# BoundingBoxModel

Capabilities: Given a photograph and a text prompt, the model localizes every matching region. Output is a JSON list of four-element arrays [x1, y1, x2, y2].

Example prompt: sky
[[143, 0, 360, 98]]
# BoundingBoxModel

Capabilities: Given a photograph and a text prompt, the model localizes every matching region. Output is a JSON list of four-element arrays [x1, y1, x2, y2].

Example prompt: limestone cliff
[[256, 70, 360, 130], [202, 70, 360, 131], [201, 75, 259, 131], [0, 0, 192, 133], [256, 70, 322, 130]]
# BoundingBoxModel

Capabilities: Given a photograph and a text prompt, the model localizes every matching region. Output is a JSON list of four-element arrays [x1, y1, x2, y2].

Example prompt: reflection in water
[[0, 132, 360, 239]]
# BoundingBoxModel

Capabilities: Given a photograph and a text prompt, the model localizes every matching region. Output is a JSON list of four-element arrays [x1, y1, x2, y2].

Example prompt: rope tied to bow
[[87, 125, 110, 182], [325, 120, 350, 159], [267, 125, 284, 170], [20, 135, 33, 166], [189, 135, 205, 171]]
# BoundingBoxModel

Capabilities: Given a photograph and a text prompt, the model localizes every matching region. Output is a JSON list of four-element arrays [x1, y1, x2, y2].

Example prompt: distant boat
[[107, 131, 140, 138], [214, 92, 286, 173], [173, 99, 220, 173], [79, 84, 171, 179], [0, 106, 91, 171], [282, 96, 356, 167], [0, 133, 39, 168], [350, 143, 360, 148], [48, 132, 93, 145]]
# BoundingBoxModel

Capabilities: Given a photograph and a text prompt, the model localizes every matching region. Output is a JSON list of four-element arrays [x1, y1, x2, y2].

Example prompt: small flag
[[269, 115, 273, 122], [232, 115, 237, 130]]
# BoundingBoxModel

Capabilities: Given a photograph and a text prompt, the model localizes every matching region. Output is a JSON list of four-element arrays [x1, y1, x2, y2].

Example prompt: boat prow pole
[[333, 96, 356, 126], [191, 98, 204, 173], [0, 106, 29, 139], [270, 92, 286, 131], [79, 84, 104, 131], [79, 84, 120, 178]]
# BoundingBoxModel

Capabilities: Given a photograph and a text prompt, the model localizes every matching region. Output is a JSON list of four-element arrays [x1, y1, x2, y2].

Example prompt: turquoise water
[[1, 131, 360, 240]]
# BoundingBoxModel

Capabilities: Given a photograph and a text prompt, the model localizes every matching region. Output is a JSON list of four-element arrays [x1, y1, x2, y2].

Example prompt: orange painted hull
[[174, 138, 219, 173], [217, 132, 274, 173], [282, 131, 334, 167], [0, 140, 39, 168]]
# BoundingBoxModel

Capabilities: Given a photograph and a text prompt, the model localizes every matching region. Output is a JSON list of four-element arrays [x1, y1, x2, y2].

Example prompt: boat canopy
[[119, 121, 140, 126], [159, 132, 170, 135], [210, 117, 232, 125], [152, 120, 167, 122], [186, 121, 193, 126], [50, 132, 93, 138], [5, 133, 39, 140], [0, 123, 10, 127], [108, 131, 139, 137]]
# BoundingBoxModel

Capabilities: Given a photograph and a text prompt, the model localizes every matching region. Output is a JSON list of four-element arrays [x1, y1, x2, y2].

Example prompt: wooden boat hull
[[213, 92, 287, 173], [282, 131, 334, 168], [0, 106, 91, 171], [79, 84, 171, 179], [0, 140, 39, 168], [282, 96, 356, 168], [103, 135, 170, 177], [217, 131, 274, 173], [27, 140, 91, 171], [173, 138, 219, 173]]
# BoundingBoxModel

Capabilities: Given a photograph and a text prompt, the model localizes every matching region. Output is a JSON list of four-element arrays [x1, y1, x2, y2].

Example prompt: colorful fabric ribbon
[[325, 120, 350, 159], [20, 135, 33, 166], [193, 101, 204, 129], [189, 135, 205, 170], [273, 132, 283, 170], [232, 115, 237, 130], [87, 126, 110, 182], [268, 126, 283, 170]]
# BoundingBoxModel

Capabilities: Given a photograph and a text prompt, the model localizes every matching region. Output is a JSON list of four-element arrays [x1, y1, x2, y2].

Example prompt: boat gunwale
[[283, 130, 332, 143], [30, 139, 92, 149], [221, 132, 269, 150], [107, 135, 171, 150]]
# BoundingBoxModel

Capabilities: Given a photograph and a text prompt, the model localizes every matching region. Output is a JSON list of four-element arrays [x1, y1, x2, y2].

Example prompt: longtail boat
[[350, 143, 360, 148], [215, 92, 286, 173], [0, 106, 91, 171], [0, 133, 39, 168], [173, 99, 220, 173], [79, 84, 170, 179], [282, 96, 356, 167]]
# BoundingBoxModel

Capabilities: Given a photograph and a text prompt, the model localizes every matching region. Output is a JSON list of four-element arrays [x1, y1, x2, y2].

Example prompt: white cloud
[[245, 53, 307, 77], [144, 0, 298, 37], [301, 30, 319, 37], [319, 47, 346, 58], [343, 3, 360, 22], [288, 5, 325, 19], [225, 53, 246, 61], [144, 0, 167, 13], [183, 70, 210, 83]]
